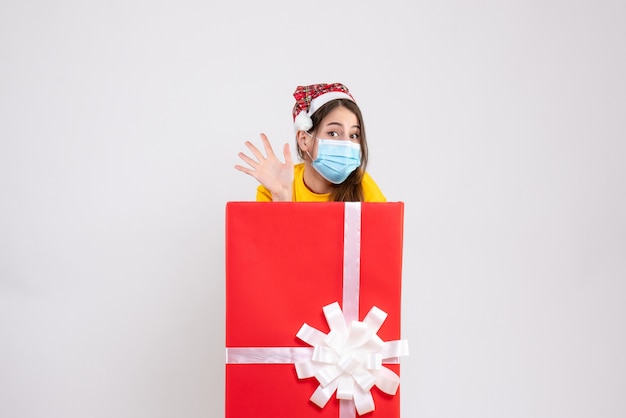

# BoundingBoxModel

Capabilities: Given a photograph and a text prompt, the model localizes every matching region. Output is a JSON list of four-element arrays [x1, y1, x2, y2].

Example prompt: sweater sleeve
[[255, 185, 273, 202]]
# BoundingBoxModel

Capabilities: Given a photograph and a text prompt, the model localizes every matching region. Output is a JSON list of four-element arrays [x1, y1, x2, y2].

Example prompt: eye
[[327, 131, 340, 138], [350, 133, 360, 141]]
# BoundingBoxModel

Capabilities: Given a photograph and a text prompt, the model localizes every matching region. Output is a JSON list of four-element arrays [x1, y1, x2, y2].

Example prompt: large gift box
[[225, 202, 408, 417]]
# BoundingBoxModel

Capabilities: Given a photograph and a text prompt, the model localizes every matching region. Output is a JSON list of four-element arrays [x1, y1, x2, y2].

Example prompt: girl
[[235, 83, 386, 202]]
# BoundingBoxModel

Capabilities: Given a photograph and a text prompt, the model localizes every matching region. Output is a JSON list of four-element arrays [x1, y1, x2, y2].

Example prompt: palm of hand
[[254, 153, 294, 197]]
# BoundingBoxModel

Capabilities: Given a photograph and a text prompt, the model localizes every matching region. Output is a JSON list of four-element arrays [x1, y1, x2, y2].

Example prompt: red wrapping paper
[[225, 202, 404, 417]]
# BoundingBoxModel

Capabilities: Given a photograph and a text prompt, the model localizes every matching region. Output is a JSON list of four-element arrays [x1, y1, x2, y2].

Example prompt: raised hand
[[235, 133, 294, 201]]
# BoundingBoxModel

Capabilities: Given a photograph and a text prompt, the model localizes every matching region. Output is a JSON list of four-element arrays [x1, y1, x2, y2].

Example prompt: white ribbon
[[342, 202, 362, 323], [225, 202, 409, 417]]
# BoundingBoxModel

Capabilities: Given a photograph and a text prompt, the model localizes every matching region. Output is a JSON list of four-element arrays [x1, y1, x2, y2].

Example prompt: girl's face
[[297, 104, 362, 160], [298, 106, 362, 189]]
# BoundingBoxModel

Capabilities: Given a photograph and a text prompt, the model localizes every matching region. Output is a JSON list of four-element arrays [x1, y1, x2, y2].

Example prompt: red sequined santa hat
[[292, 83, 355, 132]]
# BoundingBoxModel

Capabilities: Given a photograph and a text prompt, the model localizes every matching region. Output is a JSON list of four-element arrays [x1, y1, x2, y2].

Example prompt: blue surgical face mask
[[306, 137, 362, 184]]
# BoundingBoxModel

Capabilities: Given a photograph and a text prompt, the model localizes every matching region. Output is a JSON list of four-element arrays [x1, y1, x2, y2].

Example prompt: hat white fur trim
[[293, 91, 354, 133], [309, 91, 353, 115]]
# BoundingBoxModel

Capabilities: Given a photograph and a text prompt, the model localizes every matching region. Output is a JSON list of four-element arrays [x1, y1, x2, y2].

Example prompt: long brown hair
[[296, 99, 369, 202]]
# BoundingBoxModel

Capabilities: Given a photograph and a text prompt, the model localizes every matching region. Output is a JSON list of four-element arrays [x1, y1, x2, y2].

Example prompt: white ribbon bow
[[295, 301, 409, 416]]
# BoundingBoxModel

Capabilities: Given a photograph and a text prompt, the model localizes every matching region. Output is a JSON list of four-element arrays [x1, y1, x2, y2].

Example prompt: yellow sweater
[[256, 163, 386, 202]]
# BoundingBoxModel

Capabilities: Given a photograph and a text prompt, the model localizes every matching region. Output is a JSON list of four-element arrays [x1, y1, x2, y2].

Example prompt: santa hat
[[292, 83, 355, 132]]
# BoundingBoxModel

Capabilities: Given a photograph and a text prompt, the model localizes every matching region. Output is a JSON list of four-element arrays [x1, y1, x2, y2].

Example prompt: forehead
[[319, 105, 359, 127]]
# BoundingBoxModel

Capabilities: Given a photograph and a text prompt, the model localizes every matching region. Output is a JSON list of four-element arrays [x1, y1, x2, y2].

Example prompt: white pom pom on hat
[[294, 110, 313, 132], [292, 83, 355, 133]]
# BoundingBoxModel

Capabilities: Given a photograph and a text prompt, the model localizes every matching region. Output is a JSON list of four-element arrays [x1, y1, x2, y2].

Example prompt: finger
[[244, 141, 266, 161], [283, 143, 293, 165], [259, 133, 276, 158], [238, 152, 258, 168], [234, 164, 254, 176]]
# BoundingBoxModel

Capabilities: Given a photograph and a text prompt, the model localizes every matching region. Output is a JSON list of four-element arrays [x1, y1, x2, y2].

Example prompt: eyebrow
[[325, 121, 361, 129]]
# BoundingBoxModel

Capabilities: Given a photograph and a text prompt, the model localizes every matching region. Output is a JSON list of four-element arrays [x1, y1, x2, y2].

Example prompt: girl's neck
[[303, 161, 333, 195]]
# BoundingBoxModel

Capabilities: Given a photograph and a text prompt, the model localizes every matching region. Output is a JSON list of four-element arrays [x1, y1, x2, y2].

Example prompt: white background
[[1, 1, 625, 417]]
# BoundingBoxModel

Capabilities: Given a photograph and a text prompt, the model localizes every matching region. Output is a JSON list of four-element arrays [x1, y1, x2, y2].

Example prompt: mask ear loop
[[304, 131, 317, 162]]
